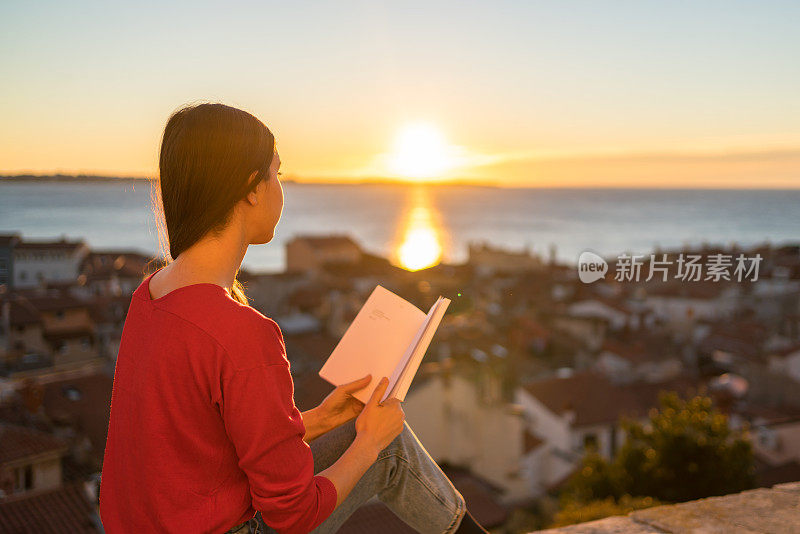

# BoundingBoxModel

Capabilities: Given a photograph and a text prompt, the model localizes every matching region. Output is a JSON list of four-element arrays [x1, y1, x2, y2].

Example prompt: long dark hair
[[153, 102, 275, 305]]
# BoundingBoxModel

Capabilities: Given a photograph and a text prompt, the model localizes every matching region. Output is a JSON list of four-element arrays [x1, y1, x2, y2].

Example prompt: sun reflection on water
[[393, 187, 446, 271]]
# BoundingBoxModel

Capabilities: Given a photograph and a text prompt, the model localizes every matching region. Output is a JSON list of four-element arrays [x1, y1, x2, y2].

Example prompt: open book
[[319, 285, 451, 404]]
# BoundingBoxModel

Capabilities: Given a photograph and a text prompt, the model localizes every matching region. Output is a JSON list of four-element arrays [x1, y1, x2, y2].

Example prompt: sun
[[388, 122, 456, 180]]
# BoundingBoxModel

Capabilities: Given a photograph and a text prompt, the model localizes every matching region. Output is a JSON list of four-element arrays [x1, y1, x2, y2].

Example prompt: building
[[79, 250, 155, 297], [0, 482, 100, 533], [402, 361, 531, 503], [0, 292, 100, 374], [0, 422, 100, 532], [0, 423, 67, 498], [467, 241, 543, 276], [514, 370, 698, 497], [595, 338, 683, 384], [12, 236, 90, 289], [643, 281, 741, 325], [286, 234, 363, 275], [0, 233, 22, 289]]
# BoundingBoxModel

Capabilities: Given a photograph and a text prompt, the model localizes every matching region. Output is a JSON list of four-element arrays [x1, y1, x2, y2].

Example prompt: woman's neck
[[167, 225, 249, 290]]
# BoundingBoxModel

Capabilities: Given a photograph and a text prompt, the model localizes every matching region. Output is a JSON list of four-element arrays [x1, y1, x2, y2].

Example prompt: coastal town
[[1, 231, 799, 532]]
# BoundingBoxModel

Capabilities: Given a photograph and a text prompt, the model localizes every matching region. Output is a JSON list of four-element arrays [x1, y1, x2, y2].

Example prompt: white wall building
[[402, 362, 531, 503], [12, 238, 90, 289]]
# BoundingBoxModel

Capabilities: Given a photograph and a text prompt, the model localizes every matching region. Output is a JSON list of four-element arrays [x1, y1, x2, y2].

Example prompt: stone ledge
[[531, 482, 800, 534]]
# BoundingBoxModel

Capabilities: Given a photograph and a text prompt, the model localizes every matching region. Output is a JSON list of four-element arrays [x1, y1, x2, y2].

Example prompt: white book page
[[385, 297, 440, 402], [391, 296, 451, 401], [319, 285, 426, 404]]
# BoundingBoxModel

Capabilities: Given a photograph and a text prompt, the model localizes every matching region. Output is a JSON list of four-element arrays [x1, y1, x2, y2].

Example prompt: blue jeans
[[226, 419, 466, 533]]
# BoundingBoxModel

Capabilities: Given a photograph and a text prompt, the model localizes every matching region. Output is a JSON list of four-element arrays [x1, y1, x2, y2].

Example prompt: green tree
[[562, 391, 755, 505]]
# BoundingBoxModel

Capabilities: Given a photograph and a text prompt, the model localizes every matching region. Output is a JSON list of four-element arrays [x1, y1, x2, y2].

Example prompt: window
[[13, 465, 33, 493], [583, 433, 598, 451]]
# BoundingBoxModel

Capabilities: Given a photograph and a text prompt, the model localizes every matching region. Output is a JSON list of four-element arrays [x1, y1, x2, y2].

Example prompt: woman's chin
[[253, 230, 275, 245]]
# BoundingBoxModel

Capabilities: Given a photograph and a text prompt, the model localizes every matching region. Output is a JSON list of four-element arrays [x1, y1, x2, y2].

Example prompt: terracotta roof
[[698, 320, 770, 361], [0, 482, 98, 533], [0, 424, 67, 465], [521, 370, 699, 427], [601, 338, 671, 365], [15, 238, 87, 252]]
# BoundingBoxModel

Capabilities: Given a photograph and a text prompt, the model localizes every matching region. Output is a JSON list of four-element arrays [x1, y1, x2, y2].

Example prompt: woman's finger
[[341, 374, 372, 392], [367, 377, 389, 406]]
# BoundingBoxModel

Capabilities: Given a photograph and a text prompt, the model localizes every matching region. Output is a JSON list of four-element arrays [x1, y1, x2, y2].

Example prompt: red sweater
[[99, 269, 337, 534]]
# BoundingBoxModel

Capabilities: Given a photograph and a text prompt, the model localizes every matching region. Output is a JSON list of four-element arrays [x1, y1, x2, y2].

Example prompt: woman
[[99, 103, 489, 534]]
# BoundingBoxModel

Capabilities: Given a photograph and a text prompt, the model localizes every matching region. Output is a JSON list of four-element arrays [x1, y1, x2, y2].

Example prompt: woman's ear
[[245, 171, 260, 205]]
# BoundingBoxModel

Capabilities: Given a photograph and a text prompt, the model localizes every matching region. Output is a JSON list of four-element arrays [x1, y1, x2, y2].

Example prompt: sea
[[1, 180, 798, 273]]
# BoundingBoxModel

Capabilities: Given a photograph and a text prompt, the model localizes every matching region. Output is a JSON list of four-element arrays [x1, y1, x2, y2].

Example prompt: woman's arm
[[317, 434, 380, 508], [301, 375, 373, 443], [301, 407, 334, 443]]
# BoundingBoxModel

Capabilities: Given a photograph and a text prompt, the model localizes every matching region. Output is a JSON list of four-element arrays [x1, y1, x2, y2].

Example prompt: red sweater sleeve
[[220, 360, 338, 534]]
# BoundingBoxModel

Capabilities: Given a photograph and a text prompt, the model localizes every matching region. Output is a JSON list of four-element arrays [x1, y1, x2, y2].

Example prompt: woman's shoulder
[[199, 296, 288, 370], [155, 289, 287, 370]]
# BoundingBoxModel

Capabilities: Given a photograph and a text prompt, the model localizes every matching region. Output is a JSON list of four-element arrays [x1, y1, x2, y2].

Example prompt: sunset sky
[[1, 1, 798, 188]]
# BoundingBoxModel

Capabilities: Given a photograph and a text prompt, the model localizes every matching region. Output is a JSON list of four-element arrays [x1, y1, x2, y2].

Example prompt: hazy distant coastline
[[0, 174, 150, 183], [3, 174, 798, 191]]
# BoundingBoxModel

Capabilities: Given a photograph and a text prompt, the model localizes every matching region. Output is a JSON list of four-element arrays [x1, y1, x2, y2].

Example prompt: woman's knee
[[380, 420, 416, 456]]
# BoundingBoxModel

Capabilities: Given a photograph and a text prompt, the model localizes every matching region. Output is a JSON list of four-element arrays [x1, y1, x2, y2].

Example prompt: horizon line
[[2, 172, 800, 191]]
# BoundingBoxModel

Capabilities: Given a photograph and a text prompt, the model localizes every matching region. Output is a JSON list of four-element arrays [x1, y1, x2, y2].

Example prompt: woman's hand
[[316, 374, 373, 429], [354, 377, 405, 456]]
